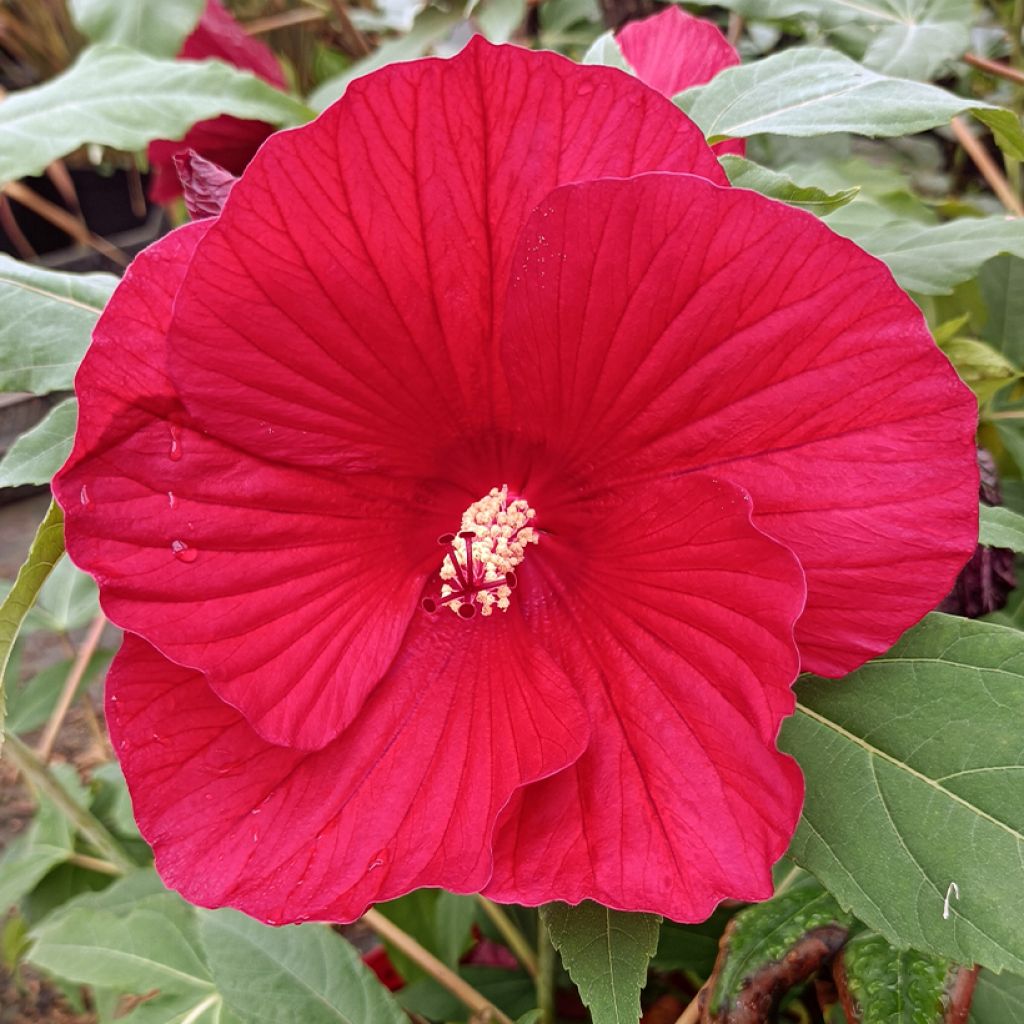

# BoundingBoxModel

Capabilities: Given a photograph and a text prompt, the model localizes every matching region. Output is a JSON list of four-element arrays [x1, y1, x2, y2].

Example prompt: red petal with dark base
[[108, 615, 587, 923], [501, 173, 977, 677], [619, 7, 739, 96], [164, 37, 725, 477], [54, 226, 450, 751], [483, 473, 806, 920]]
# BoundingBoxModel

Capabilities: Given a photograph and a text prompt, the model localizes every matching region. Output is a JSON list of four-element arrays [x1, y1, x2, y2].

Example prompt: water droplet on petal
[[367, 851, 386, 872], [167, 491, 176, 508], [79, 485, 90, 507], [170, 539, 197, 563], [168, 425, 183, 461]]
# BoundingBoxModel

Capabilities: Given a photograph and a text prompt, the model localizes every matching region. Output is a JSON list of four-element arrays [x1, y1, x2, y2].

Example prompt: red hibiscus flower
[[147, 0, 287, 204], [54, 39, 977, 924], [618, 6, 745, 155]]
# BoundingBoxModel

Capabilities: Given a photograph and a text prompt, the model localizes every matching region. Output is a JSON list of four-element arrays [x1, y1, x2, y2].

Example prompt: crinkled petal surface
[[108, 610, 587, 923], [502, 173, 978, 676], [54, 226, 447, 750], [618, 7, 739, 96], [174, 150, 237, 220], [165, 37, 726, 476], [483, 473, 806, 920]]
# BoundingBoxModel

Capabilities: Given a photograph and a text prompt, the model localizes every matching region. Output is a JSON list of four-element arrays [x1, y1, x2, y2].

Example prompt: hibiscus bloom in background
[[617, 6, 744, 154], [147, 0, 286, 204], [55, 39, 977, 925]]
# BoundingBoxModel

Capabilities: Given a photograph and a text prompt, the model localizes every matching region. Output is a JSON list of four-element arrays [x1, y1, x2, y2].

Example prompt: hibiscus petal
[[483, 473, 805, 920], [501, 172, 978, 677], [108, 613, 588, 923], [54, 226, 449, 750], [618, 7, 739, 96], [173, 150, 237, 220], [165, 37, 725, 478], [182, 0, 286, 88]]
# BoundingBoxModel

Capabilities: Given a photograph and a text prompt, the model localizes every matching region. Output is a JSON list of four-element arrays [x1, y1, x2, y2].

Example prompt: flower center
[[422, 485, 538, 619]]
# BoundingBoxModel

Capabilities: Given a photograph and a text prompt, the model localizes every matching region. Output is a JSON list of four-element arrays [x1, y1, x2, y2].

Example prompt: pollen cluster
[[435, 486, 538, 618]]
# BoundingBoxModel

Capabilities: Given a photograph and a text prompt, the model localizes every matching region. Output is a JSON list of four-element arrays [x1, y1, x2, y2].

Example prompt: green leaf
[[199, 910, 407, 1024], [837, 932, 975, 1023], [781, 613, 1024, 974], [474, 0, 527, 43], [582, 30, 632, 70], [0, 501, 64, 746], [30, 891, 212, 994], [541, 902, 660, 1024], [0, 45, 311, 184], [979, 255, 1024, 368], [436, 892, 478, 967], [979, 505, 1024, 553], [68, 0, 205, 58], [0, 769, 83, 911], [0, 399, 77, 488], [5, 651, 111, 736], [705, 877, 852, 1019], [836, 216, 1024, 296], [28, 554, 99, 634], [939, 338, 1021, 403], [971, 968, 1024, 1022], [0, 255, 115, 395], [676, 48, 1024, 158], [651, 909, 733, 975], [720, 155, 859, 216], [309, 8, 465, 111]]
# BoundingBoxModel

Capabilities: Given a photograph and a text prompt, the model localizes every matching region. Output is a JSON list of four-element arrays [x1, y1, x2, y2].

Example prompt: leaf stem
[[536, 914, 556, 1024], [475, 896, 539, 979], [35, 611, 106, 762], [950, 116, 1024, 216], [3, 731, 133, 872], [362, 908, 514, 1024], [674, 988, 703, 1024], [66, 851, 122, 876]]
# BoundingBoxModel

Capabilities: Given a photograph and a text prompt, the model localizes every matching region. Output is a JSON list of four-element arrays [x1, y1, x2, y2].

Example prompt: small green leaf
[[0, 501, 65, 745], [541, 902, 660, 1024], [199, 910, 408, 1024], [0, 45, 311, 184], [979, 255, 1024, 368], [28, 555, 99, 635], [979, 505, 1024, 553], [68, 0, 205, 58], [836, 932, 977, 1023], [0, 399, 77, 488], [705, 877, 852, 1021], [0, 255, 115, 395], [436, 892, 478, 967], [582, 31, 632, 70], [939, 338, 1020, 403], [720, 155, 859, 216], [677, 48, 1024, 157], [781, 613, 1024, 974], [5, 651, 111, 736]]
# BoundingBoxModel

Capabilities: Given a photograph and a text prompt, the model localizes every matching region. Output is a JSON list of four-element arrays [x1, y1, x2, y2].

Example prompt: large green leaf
[[198, 910, 408, 1024], [68, 0, 205, 58], [0, 502, 64, 744], [781, 613, 1024, 974], [0, 255, 115, 395], [541, 902, 660, 1024], [677, 48, 1024, 158], [0, 398, 77, 488], [0, 44, 311, 184], [836, 216, 1024, 296], [30, 892, 213, 993], [720, 155, 859, 216]]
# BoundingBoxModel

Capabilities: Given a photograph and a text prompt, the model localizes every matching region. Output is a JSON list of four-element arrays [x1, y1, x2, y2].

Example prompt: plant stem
[[67, 852, 123, 876], [36, 612, 106, 763], [362, 908, 515, 1024], [536, 914, 557, 1024], [964, 52, 1024, 86], [475, 896, 539, 979], [3, 732, 134, 872], [674, 988, 703, 1024], [950, 116, 1024, 215]]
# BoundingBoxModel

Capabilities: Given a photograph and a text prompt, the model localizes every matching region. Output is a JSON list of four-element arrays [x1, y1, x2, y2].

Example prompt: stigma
[[422, 486, 538, 619]]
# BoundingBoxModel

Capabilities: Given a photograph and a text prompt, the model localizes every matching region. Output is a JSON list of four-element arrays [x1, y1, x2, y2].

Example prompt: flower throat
[[422, 486, 537, 619]]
